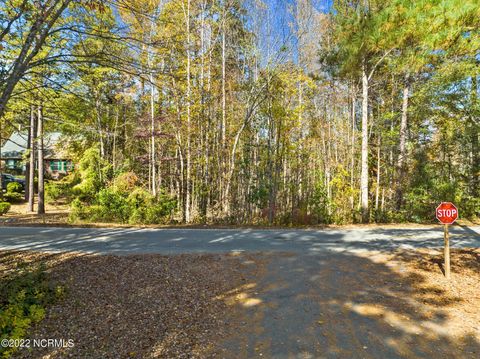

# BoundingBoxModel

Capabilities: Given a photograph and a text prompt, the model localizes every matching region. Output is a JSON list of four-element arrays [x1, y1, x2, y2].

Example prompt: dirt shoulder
[[366, 248, 480, 339], [0, 201, 70, 226]]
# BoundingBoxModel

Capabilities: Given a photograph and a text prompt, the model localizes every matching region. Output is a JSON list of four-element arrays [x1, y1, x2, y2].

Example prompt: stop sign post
[[436, 202, 458, 280]]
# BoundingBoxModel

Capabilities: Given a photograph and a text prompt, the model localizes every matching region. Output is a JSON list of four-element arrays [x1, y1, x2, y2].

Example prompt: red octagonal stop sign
[[436, 202, 458, 224]]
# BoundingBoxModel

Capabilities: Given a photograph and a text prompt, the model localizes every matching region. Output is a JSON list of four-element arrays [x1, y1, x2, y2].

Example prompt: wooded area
[[0, 0, 479, 225]]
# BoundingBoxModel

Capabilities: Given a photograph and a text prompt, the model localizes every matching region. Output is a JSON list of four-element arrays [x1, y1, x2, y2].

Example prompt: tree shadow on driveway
[[221, 250, 480, 358]]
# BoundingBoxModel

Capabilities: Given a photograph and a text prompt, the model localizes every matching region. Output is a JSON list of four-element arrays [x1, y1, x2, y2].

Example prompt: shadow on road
[[0, 225, 479, 255]]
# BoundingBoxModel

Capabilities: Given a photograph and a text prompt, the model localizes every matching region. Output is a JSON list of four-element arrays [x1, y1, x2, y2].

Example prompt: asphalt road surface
[[0, 225, 479, 254]]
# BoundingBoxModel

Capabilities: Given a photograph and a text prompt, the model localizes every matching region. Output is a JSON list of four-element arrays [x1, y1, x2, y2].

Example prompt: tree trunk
[[350, 89, 356, 210], [221, 5, 227, 214], [361, 4, 371, 221], [200, 1, 208, 220], [112, 106, 119, 172], [95, 95, 105, 158], [375, 135, 381, 212], [25, 123, 31, 201], [27, 105, 36, 212], [326, 112, 332, 214], [185, 0, 192, 223], [37, 105, 45, 215], [150, 72, 157, 197], [471, 75, 479, 197], [0, 118, 3, 201], [221, 10, 226, 150], [360, 63, 369, 223], [396, 81, 409, 209]]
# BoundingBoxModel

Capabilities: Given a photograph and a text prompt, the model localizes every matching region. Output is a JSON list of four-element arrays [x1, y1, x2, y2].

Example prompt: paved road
[[0, 225, 479, 254]]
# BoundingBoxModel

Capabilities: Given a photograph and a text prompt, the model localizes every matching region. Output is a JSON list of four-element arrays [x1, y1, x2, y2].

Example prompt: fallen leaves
[[3, 251, 252, 358]]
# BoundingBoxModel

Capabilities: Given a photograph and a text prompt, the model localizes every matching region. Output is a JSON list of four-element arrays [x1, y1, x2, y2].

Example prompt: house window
[[50, 161, 62, 171], [6, 159, 16, 169], [49, 160, 71, 172]]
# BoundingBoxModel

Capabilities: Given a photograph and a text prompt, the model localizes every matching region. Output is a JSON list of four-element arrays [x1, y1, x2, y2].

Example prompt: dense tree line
[[0, 0, 478, 224]]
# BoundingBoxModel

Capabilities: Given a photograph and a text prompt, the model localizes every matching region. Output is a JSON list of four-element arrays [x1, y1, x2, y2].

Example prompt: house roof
[[1, 132, 28, 153], [1, 132, 65, 159]]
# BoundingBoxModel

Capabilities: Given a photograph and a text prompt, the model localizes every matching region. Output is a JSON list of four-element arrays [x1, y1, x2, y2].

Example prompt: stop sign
[[436, 202, 458, 224]]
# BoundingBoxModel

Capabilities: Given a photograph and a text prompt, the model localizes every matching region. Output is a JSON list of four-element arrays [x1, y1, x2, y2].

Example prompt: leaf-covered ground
[[1, 251, 260, 358]]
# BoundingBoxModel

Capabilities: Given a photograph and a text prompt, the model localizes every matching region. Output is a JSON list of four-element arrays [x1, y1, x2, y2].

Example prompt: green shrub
[[310, 182, 333, 224], [97, 188, 130, 222], [6, 182, 22, 194], [144, 195, 176, 224], [0, 202, 10, 216], [71, 188, 129, 223], [127, 187, 154, 208], [248, 185, 269, 209], [45, 181, 62, 202], [69, 184, 176, 225], [3, 192, 23, 204], [72, 148, 111, 202], [126, 188, 153, 224], [69, 200, 105, 223], [69, 198, 85, 220], [384, 210, 407, 223], [404, 187, 434, 223], [461, 196, 480, 220], [45, 180, 75, 203], [125, 189, 176, 224], [68, 164, 177, 225], [0, 263, 63, 358], [113, 172, 139, 193]]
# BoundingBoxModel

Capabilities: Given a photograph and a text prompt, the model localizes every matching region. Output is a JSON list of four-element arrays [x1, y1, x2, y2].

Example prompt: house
[[0, 131, 73, 179]]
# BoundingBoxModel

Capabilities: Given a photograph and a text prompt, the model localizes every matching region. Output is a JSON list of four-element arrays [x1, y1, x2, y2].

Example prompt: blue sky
[[256, 0, 333, 65]]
